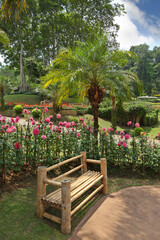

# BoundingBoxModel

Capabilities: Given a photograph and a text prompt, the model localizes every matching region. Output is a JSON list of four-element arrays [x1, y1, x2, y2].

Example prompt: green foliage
[[13, 104, 23, 114], [127, 104, 147, 124], [144, 109, 159, 126], [32, 108, 41, 119], [134, 127, 145, 136], [99, 107, 112, 121]]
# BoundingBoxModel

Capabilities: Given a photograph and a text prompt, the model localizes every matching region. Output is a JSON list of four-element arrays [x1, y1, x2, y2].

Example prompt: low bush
[[99, 107, 112, 120], [144, 109, 159, 126], [32, 108, 42, 119], [134, 127, 145, 136], [13, 105, 23, 114]]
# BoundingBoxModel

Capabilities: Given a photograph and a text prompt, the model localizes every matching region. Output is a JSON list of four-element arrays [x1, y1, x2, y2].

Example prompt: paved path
[[69, 185, 160, 240]]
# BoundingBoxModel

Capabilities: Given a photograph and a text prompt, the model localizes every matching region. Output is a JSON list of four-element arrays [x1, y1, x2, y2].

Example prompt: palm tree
[[42, 36, 141, 137], [0, 29, 10, 48], [0, 0, 28, 22]]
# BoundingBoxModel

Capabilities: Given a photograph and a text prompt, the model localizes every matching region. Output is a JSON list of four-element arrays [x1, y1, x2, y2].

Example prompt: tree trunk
[[20, 40, 26, 92], [0, 87, 5, 111], [92, 104, 99, 138], [111, 96, 117, 129]]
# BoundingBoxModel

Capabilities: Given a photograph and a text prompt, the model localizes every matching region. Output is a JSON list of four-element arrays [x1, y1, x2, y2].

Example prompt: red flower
[[14, 142, 21, 149], [33, 128, 40, 135]]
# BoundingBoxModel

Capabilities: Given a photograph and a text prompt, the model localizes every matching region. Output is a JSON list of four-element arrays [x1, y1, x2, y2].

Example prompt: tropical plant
[[0, 0, 28, 22], [42, 36, 141, 137]]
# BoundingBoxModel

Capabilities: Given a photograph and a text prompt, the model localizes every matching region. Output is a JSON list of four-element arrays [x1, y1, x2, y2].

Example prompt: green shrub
[[99, 107, 112, 120], [134, 127, 145, 136], [86, 106, 93, 114], [13, 105, 23, 114], [116, 104, 127, 125], [127, 105, 147, 124], [70, 117, 79, 123], [32, 108, 42, 119], [144, 109, 159, 126]]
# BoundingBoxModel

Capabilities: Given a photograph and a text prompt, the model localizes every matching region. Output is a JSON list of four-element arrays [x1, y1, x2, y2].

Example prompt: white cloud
[[114, 0, 158, 50], [115, 14, 154, 50]]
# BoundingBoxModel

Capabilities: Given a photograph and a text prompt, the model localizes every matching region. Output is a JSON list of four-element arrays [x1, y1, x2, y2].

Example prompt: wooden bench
[[37, 151, 108, 234]]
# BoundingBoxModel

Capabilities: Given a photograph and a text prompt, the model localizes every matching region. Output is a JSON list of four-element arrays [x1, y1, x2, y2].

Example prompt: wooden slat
[[45, 171, 96, 203], [43, 179, 62, 188], [53, 164, 83, 181], [71, 184, 104, 216], [42, 171, 102, 206], [70, 173, 100, 199], [55, 172, 100, 204], [86, 159, 101, 164], [43, 212, 61, 224], [71, 175, 103, 203], [47, 155, 82, 172]]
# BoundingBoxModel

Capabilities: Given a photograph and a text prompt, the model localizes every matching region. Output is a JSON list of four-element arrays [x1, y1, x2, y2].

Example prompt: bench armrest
[[43, 178, 62, 188]]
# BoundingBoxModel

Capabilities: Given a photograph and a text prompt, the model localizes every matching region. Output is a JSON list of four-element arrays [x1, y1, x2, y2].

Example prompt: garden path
[[69, 185, 160, 240]]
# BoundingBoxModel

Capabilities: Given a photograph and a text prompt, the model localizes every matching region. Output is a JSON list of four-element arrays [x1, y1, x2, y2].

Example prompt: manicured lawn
[[67, 114, 160, 137], [0, 176, 160, 240], [4, 94, 40, 105]]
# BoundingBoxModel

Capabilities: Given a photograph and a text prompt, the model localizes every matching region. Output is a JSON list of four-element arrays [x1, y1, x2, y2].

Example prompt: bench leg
[[61, 179, 71, 234], [37, 166, 47, 218], [100, 158, 108, 194]]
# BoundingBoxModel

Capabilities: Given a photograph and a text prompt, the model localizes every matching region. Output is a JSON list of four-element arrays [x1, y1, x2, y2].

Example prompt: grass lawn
[[4, 95, 40, 105], [0, 176, 160, 240], [67, 114, 160, 137]]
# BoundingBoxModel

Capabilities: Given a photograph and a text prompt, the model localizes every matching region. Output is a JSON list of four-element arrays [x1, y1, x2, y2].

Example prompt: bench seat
[[42, 170, 102, 208]]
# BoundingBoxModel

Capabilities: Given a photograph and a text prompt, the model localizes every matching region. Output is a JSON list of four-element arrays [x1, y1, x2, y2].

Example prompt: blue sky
[[114, 0, 160, 50]]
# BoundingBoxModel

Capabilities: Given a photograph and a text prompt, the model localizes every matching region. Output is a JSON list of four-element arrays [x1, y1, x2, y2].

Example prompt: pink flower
[[11, 126, 16, 132], [120, 141, 124, 145], [59, 122, 63, 126], [5, 124, 9, 129], [125, 134, 130, 140], [127, 121, 132, 126], [45, 117, 50, 123], [152, 145, 154, 148], [44, 107, 48, 113], [117, 143, 120, 146], [41, 135, 47, 139], [79, 118, 84, 122], [14, 142, 21, 149], [121, 135, 124, 139], [10, 117, 15, 123], [6, 128, 13, 133], [71, 121, 76, 126], [49, 122, 53, 126], [77, 133, 81, 138], [115, 130, 118, 134], [103, 128, 106, 132], [15, 116, 20, 122], [32, 121, 35, 125], [56, 114, 61, 119], [158, 132, 160, 137], [30, 117, 34, 121], [33, 128, 40, 135], [66, 122, 70, 128], [72, 128, 75, 131], [49, 115, 53, 119], [23, 109, 28, 114], [135, 123, 140, 128], [120, 131, 124, 135], [108, 127, 113, 132], [123, 142, 127, 147]]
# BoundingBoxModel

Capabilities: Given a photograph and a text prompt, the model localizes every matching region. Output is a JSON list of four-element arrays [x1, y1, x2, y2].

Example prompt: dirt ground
[[69, 185, 160, 240]]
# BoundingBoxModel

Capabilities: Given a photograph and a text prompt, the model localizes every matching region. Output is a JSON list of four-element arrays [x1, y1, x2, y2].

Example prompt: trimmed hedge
[[144, 109, 159, 126]]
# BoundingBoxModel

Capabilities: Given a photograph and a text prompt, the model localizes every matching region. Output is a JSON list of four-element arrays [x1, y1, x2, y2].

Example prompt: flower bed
[[0, 111, 159, 181]]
